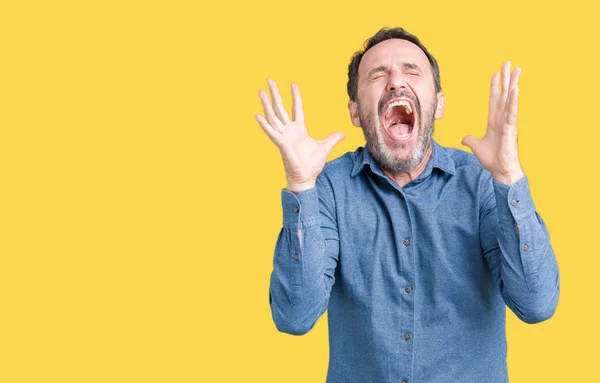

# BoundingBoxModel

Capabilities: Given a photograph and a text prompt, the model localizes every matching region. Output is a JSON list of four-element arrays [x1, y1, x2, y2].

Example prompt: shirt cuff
[[281, 188, 321, 229], [493, 174, 536, 222]]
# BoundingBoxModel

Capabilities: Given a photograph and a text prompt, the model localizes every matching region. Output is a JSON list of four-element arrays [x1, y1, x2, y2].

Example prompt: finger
[[506, 87, 519, 127], [291, 83, 304, 122], [267, 79, 291, 124], [488, 72, 500, 114], [461, 135, 480, 153], [320, 132, 345, 155], [255, 114, 282, 145], [505, 67, 521, 113], [499, 61, 511, 109], [259, 89, 283, 130]]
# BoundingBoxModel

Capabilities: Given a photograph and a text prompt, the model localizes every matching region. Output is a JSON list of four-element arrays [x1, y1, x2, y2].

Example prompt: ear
[[435, 92, 446, 119], [348, 100, 361, 127]]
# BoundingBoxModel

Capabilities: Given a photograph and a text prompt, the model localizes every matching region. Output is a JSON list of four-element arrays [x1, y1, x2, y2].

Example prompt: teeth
[[385, 100, 413, 119]]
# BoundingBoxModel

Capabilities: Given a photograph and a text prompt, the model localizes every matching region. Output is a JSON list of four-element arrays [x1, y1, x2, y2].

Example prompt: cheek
[[416, 89, 437, 110], [358, 92, 375, 108], [359, 83, 385, 106], [358, 100, 380, 121]]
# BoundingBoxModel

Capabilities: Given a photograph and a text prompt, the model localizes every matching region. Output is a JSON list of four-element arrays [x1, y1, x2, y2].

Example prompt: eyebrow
[[402, 62, 422, 71], [367, 62, 423, 77]]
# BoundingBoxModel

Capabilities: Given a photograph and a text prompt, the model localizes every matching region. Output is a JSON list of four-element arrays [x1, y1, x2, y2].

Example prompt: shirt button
[[403, 238, 410, 246], [405, 286, 413, 293], [523, 244, 529, 251], [293, 207, 299, 213], [403, 333, 411, 340], [511, 199, 518, 206], [402, 380, 408, 383], [293, 255, 300, 261]]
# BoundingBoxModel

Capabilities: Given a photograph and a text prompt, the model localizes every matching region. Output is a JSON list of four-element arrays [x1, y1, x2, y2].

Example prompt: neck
[[382, 144, 433, 188]]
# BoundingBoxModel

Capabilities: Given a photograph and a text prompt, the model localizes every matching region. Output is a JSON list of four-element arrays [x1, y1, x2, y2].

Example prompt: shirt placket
[[397, 191, 415, 383]]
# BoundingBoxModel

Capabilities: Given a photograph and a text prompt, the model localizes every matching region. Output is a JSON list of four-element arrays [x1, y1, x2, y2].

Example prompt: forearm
[[269, 187, 338, 335], [493, 175, 560, 323]]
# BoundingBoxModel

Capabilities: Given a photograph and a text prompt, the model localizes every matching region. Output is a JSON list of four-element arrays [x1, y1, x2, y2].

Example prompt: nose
[[386, 69, 408, 93]]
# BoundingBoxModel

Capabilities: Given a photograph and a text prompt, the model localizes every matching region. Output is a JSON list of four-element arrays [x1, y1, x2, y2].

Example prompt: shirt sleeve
[[268, 175, 340, 335], [480, 174, 560, 324]]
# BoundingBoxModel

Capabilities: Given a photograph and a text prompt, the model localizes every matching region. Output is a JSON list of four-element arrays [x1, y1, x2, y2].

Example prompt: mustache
[[377, 91, 420, 117]]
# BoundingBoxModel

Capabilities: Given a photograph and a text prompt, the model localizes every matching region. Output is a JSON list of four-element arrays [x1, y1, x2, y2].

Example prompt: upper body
[[256, 27, 560, 383], [271, 141, 559, 382]]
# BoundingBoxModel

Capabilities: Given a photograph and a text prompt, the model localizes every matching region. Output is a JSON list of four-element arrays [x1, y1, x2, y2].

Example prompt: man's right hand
[[255, 79, 345, 194]]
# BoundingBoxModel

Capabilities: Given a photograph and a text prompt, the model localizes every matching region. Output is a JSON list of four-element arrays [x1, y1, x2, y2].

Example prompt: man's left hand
[[461, 61, 525, 186]]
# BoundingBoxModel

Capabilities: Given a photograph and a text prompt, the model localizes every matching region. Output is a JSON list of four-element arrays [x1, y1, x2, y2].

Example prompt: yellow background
[[1, 0, 597, 381]]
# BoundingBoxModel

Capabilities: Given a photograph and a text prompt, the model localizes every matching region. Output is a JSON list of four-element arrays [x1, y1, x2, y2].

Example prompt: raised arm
[[467, 62, 560, 323], [256, 80, 344, 334]]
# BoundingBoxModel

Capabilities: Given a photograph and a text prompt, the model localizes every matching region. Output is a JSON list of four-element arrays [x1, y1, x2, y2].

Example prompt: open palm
[[255, 79, 345, 193], [462, 61, 524, 185]]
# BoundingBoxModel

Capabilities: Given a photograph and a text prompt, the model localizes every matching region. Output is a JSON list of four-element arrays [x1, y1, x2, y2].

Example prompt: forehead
[[359, 38, 431, 76]]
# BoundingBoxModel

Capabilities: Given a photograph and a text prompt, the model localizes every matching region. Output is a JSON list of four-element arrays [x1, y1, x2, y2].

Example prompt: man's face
[[349, 39, 445, 173]]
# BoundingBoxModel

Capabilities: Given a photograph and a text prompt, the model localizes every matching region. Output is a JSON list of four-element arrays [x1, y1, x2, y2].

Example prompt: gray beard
[[358, 100, 436, 173]]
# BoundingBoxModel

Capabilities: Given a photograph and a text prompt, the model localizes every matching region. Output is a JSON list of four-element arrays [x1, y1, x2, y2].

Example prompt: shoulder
[[441, 145, 489, 177], [436, 143, 494, 191], [313, 147, 364, 197], [320, 147, 363, 178], [444, 146, 480, 168], [437, 145, 495, 206]]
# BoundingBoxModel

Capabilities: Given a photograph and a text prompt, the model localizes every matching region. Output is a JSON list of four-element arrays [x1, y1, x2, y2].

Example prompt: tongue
[[388, 123, 411, 139]]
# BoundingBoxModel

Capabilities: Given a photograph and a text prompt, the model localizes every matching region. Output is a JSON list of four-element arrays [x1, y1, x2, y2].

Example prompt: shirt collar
[[351, 140, 456, 178]]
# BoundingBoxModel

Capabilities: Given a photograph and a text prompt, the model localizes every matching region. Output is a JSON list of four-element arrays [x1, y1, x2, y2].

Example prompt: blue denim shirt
[[269, 140, 560, 383]]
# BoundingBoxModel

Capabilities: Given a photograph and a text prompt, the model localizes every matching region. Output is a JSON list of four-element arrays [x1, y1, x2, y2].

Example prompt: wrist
[[286, 181, 316, 194], [491, 168, 524, 186]]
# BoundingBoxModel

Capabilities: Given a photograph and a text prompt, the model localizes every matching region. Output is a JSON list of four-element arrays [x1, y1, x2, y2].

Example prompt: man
[[255, 27, 559, 383]]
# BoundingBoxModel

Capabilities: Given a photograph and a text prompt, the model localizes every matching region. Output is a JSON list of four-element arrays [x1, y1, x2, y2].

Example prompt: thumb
[[461, 135, 479, 153], [321, 132, 345, 154]]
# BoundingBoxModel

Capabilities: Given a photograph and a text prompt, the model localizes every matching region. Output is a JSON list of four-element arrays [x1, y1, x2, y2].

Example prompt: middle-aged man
[[255, 27, 560, 382]]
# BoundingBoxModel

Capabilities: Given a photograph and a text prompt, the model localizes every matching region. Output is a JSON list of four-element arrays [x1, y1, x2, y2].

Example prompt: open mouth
[[382, 99, 416, 140]]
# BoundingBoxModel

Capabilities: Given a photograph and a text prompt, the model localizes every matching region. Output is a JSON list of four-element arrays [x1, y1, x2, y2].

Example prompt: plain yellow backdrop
[[1, 0, 598, 381]]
